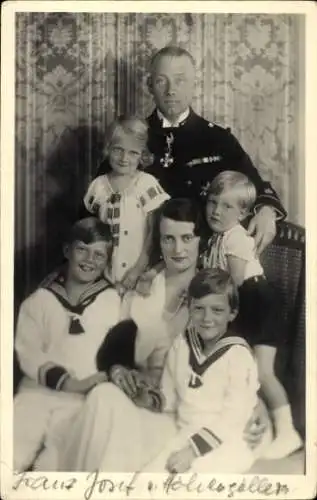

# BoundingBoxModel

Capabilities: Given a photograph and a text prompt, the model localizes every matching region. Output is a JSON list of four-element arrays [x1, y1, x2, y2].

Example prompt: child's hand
[[165, 443, 197, 473], [135, 268, 157, 297], [62, 372, 108, 395], [243, 399, 269, 449], [120, 267, 142, 293]]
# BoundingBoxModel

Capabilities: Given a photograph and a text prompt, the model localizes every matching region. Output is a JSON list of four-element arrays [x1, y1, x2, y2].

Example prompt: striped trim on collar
[[185, 327, 251, 377]]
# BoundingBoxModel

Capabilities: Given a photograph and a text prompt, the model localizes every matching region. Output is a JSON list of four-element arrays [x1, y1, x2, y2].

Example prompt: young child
[[83, 115, 169, 292], [14, 217, 121, 472], [202, 170, 302, 459], [142, 268, 261, 473]]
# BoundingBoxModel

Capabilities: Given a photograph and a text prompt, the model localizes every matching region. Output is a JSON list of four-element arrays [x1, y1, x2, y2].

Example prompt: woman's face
[[160, 217, 200, 273]]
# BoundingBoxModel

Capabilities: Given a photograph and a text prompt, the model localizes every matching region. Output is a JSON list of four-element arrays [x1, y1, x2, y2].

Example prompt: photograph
[[1, 1, 316, 499]]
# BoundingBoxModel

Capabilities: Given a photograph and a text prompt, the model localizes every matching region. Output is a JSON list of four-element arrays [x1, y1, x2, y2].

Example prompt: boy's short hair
[[158, 198, 204, 237], [66, 217, 112, 246], [104, 115, 152, 168], [188, 268, 239, 312], [207, 170, 257, 212], [150, 45, 195, 73]]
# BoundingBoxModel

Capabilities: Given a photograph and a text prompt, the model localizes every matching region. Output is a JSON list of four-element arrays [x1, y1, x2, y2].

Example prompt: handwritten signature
[[11, 470, 290, 498]]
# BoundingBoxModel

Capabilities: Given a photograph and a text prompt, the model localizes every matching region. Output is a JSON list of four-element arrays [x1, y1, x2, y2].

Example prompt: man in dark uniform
[[145, 45, 286, 254]]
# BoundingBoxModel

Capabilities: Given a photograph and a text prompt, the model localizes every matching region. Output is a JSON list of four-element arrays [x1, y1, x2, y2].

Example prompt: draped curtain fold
[[15, 12, 300, 302]]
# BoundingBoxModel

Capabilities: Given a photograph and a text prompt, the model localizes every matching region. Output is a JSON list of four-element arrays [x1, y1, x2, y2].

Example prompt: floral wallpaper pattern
[[15, 12, 300, 300]]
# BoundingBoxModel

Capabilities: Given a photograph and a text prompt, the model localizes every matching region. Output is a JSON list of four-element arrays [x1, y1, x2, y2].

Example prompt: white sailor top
[[161, 327, 259, 456], [84, 171, 169, 282], [15, 272, 121, 390], [202, 224, 264, 281]]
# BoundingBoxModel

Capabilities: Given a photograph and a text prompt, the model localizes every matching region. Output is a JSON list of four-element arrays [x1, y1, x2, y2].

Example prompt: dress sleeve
[[137, 173, 170, 214], [189, 346, 259, 457], [15, 290, 71, 390], [223, 228, 256, 262], [83, 177, 108, 217]]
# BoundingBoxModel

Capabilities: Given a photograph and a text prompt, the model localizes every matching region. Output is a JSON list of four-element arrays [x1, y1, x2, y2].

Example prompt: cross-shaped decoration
[[160, 132, 174, 168], [200, 181, 212, 198]]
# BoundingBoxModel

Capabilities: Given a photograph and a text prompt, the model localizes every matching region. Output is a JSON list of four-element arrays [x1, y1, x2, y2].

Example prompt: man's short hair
[[188, 268, 239, 312], [207, 170, 257, 212], [150, 45, 195, 73], [66, 217, 112, 245]]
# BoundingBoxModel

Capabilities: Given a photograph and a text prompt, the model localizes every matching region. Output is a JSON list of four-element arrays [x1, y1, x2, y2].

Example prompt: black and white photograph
[[1, 1, 316, 499]]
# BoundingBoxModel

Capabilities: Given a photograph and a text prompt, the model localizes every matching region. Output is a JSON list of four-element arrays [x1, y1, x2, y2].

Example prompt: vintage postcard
[[1, 1, 316, 499]]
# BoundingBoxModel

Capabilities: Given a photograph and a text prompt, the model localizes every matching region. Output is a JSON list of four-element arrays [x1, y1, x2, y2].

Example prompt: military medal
[[200, 181, 212, 198], [160, 132, 174, 168]]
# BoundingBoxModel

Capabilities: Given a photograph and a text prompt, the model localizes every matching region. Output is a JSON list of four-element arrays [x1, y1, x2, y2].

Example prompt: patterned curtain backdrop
[[15, 12, 300, 303]]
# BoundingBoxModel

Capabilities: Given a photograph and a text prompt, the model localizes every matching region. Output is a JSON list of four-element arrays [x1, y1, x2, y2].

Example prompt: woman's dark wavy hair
[[150, 198, 206, 265], [158, 198, 204, 236]]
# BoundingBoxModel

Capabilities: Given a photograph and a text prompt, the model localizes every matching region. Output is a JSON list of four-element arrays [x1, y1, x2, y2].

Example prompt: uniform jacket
[[145, 108, 286, 219]]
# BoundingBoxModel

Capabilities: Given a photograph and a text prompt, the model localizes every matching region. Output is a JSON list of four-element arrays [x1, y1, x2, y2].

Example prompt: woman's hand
[[62, 372, 108, 395], [244, 399, 269, 449], [109, 365, 139, 398]]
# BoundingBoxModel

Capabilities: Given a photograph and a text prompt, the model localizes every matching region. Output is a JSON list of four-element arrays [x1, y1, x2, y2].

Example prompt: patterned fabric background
[[15, 12, 301, 302]]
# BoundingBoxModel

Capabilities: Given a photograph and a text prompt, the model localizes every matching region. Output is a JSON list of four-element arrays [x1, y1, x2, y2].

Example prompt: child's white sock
[[263, 404, 303, 459]]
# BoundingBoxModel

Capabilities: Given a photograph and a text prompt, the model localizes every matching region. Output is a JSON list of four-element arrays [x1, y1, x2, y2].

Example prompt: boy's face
[[65, 240, 109, 284], [206, 189, 246, 233], [160, 217, 200, 273], [149, 55, 195, 123], [190, 293, 237, 343], [108, 134, 142, 177]]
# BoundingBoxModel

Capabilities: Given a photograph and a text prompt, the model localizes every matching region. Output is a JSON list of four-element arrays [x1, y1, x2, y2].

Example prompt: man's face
[[149, 55, 195, 122], [160, 217, 200, 273], [65, 240, 109, 284]]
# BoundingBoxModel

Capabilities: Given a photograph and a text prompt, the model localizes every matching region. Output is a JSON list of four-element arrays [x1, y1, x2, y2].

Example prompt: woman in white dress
[[57, 199, 270, 472]]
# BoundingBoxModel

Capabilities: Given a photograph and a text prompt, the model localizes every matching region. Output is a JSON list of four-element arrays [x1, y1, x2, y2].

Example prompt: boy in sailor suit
[[14, 217, 121, 472], [141, 267, 261, 473]]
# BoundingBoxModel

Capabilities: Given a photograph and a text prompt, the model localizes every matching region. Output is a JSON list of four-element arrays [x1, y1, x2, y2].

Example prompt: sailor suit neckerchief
[[185, 326, 251, 388], [42, 268, 112, 334]]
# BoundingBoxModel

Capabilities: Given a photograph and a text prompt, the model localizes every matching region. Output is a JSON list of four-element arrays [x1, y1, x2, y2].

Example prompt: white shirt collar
[[157, 108, 190, 128]]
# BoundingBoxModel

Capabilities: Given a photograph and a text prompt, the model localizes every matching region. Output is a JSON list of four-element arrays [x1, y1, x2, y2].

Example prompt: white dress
[[84, 171, 169, 282], [122, 269, 189, 379], [14, 282, 121, 472]]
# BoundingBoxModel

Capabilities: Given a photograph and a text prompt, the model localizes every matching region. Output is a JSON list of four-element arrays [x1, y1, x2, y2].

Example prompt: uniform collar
[[156, 108, 190, 128]]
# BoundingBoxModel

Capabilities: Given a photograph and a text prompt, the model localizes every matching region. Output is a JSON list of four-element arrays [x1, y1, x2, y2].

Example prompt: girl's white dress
[[84, 171, 169, 282]]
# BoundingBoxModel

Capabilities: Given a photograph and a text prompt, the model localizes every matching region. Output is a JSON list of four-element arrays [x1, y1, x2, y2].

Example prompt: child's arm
[[15, 291, 107, 394], [227, 255, 247, 287], [225, 228, 258, 286], [15, 292, 59, 384]]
